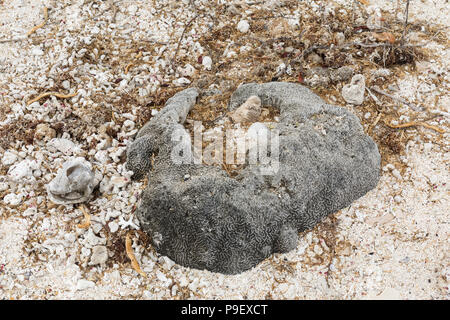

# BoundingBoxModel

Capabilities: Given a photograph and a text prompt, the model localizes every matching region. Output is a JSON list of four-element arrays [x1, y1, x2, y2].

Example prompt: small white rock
[[8, 159, 40, 182], [47, 138, 80, 156], [110, 176, 129, 189], [76, 279, 95, 291], [202, 56, 212, 71], [94, 150, 109, 163], [3, 193, 23, 206], [231, 96, 261, 123], [62, 80, 71, 90], [82, 229, 106, 248], [172, 77, 191, 87], [2, 151, 17, 166], [31, 47, 44, 56], [123, 119, 135, 131], [335, 32, 345, 45], [22, 207, 37, 217], [89, 246, 108, 265], [313, 244, 323, 255], [369, 287, 401, 300], [179, 64, 196, 77], [392, 169, 402, 180], [0, 182, 9, 192], [237, 20, 250, 33], [108, 221, 119, 233], [342, 74, 366, 105], [127, 4, 138, 15], [34, 123, 56, 142]]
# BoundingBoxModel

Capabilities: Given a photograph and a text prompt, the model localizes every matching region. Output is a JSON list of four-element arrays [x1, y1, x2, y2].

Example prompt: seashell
[[231, 95, 261, 123], [46, 157, 100, 204]]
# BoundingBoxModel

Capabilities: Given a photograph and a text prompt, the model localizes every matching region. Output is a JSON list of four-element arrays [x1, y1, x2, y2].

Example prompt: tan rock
[[268, 18, 292, 38], [34, 123, 56, 142], [231, 96, 261, 123]]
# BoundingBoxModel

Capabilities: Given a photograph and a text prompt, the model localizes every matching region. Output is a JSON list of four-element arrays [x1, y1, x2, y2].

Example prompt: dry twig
[[77, 205, 91, 229], [27, 91, 78, 105], [124, 52, 142, 73], [108, 0, 118, 23], [27, 7, 49, 36], [1, 6, 48, 43], [125, 232, 147, 278], [171, 13, 200, 68], [370, 86, 422, 111], [384, 120, 445, 134], [368, 112, 382, 134], [124, 63, 134, 74], [0, 36, 27, 43], [401, 0, 411, 43]]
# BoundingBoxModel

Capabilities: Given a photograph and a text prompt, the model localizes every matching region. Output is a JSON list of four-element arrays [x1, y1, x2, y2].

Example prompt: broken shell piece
[[231, 95, 261, 123], [46, 157, 100, 204], [342, 74, 366, 105]]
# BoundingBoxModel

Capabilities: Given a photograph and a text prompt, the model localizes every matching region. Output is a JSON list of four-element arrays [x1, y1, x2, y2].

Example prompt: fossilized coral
[[127, 83, 381, 274]]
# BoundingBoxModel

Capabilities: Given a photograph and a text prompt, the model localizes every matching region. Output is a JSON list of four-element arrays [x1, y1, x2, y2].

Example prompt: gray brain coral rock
[[126, 82, 380, 274]]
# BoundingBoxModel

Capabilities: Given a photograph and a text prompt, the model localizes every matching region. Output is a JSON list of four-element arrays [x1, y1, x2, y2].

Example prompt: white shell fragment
[[231, 95, 261, 123], [342, 74, 366, 105], [46, 157, 100, 205]]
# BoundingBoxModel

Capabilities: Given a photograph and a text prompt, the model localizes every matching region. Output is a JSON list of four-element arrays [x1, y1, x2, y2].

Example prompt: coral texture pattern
[[127, 83, 380, 274]]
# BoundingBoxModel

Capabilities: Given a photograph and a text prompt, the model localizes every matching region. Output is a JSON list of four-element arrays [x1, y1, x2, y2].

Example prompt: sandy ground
[[0, 0, 448, 299]]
